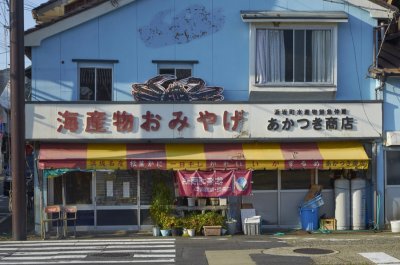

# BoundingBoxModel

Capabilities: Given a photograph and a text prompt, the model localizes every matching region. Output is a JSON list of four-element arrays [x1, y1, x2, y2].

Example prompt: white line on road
[[0, 259, 175, 264], [2, 255, 87, 260], [133, 254, 175, 258], [0, 244, 175, 251], [0, 239, 175, 244], [12, 249, 176, 255], [0, 241, 175, 247], [359, 252, 400, 264]]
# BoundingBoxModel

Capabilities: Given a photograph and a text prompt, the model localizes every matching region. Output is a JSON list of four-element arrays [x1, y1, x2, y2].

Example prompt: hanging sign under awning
[[176, 170, 252, 197]]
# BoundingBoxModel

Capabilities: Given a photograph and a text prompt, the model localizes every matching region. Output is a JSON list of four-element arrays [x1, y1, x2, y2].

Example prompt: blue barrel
[[300, 207, 319, 231]]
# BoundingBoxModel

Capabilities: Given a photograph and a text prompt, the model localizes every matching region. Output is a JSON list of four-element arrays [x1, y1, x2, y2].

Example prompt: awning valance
[[38, 142, 369, 171]]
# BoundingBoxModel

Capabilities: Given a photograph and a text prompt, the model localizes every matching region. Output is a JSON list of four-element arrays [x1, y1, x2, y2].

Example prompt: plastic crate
[[302, 194, 324, 209], [320, 218, 337, 230], [244, 216, 261, 235]]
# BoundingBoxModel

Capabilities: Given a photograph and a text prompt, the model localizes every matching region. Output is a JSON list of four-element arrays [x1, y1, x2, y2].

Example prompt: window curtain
[[256, 30, 285, 84], [312, 30, 332, 83]]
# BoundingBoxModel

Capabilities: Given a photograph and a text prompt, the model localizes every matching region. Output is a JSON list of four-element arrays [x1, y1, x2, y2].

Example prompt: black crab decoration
[[131, 75, 224, 102]]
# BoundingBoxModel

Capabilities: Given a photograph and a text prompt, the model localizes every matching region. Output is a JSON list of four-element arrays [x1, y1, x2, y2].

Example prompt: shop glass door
[[49, 171, 95, 229], [95, 170, 139, 230]]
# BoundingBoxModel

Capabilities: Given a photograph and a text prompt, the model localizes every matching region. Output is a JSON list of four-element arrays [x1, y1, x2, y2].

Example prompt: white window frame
[[78, 62, 114, 101], [249, 23, 338, 94]]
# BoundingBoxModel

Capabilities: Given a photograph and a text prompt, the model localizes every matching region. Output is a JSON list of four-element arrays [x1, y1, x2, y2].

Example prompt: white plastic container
[[335, 178, 350, 230], [187, 197, 195, 207], [244, 216, 261, 235], [391, 220, 400, 233], [351, 178, 366, 230]]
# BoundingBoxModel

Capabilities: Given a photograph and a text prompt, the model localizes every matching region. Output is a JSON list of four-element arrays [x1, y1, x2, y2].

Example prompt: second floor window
[[255, 28, 333, 85], [79, 65, 112, 101], [158, 64, 192, 80]]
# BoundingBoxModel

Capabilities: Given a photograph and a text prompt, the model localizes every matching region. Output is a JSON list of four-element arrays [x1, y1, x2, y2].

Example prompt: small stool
[[41, 205, 62, 239], [63, 206, 77, 238]]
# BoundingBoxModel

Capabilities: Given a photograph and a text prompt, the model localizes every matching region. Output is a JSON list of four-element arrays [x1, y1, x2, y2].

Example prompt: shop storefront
[[27, 101, 382, 232]]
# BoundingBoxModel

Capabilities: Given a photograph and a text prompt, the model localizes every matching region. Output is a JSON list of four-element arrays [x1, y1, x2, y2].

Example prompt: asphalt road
[[0, 231, 399, 264]]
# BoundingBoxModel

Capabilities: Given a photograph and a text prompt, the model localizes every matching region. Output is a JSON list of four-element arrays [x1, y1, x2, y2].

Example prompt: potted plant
[[182, 214, 199, 237], [171, 216, 183, 236], [159, 213, 175, 236], [149, 182, 174, 236], [201, 211, 225, 236]]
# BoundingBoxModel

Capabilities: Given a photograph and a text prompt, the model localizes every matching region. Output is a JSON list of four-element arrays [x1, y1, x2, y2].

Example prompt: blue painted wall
[[30, 0, 379, 102]]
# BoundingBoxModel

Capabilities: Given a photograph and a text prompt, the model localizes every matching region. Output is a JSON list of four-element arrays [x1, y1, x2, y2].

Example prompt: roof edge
[[25, 0, 136, 47]]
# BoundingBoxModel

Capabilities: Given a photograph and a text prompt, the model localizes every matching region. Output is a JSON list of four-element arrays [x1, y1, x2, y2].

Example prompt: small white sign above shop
[[386, 131, 400, 146], [25, 102, 382, 140]]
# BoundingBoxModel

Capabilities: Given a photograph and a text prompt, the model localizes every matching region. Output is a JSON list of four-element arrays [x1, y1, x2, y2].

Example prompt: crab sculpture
[[132, 75, 224, 102]]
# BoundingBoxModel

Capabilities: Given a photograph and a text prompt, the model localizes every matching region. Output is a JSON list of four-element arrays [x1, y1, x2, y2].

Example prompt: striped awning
[[38, 142, 369, 171]]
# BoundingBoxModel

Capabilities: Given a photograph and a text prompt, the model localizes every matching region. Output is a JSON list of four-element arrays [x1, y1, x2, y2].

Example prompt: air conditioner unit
[[386, 131, 400, 146]]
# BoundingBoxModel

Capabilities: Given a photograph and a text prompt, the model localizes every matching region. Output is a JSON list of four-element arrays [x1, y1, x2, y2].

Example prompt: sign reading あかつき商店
[[176, 170, 252, 197], [25, 102, 382, 140]]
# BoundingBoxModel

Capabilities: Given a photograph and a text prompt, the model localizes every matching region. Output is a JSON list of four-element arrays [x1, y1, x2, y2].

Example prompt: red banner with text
[[176, 170, 252, 197]]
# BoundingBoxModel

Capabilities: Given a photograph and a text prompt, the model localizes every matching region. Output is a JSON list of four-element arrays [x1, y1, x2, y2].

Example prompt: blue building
[[24, 0, 396, 234]]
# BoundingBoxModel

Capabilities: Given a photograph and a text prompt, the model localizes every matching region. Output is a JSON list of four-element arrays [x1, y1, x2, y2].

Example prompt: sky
[[0, 0, 48, 70]]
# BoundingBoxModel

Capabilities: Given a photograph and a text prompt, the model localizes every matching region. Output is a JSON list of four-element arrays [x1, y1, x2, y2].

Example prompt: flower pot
[[209, 198, 219, 206], [153, 226, 160, 237], [171, 227, 183, 236], [187, 197, 196, 207], [203, 225, 222, 236], [197, 198, 207, 206], [160, 229, 171, 236], [187, 228, 195, 237], [219, 198, 227, 206]]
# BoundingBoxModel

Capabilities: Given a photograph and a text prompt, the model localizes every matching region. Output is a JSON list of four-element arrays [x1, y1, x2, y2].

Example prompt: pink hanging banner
[[233, 170, 252, 196], [176, 170, 233, 197], [176, 170, 252, 197]]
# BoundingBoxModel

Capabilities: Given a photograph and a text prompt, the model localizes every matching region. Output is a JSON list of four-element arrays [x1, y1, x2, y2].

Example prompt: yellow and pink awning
[[38, 142, 369, 171]]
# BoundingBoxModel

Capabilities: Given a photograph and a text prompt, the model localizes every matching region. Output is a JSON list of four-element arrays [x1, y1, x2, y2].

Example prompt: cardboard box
[[241, 203, 254, 209], [304, 184, 323, 202]]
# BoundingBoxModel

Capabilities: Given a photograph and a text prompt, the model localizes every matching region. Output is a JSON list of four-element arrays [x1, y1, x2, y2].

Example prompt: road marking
[[133, 254, 175, 258], [0, 238, 175, 264], [0, 244, 175, 251], [0, 238, 176, 244], [3, 255, 87, 260], [0, 241, 175, 247], [206, 249, 262, 265], [13, 249, 176, 255], [0, 260, 175, 264], [359, 252, 400, 264]]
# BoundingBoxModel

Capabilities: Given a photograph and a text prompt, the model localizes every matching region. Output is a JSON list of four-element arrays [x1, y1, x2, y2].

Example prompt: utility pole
[[10, 0, 26, 240]]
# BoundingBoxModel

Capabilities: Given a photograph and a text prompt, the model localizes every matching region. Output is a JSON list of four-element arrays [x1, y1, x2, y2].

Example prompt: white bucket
[[390, 220, 400, 233]]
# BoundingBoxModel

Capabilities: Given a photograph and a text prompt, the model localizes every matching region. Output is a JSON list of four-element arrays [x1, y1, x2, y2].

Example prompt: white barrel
[[351, 178, 366, 230], [335, 178, 350, 230]]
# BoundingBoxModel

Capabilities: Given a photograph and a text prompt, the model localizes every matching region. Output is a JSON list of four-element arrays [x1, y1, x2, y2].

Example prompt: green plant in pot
[[182, 214, 199, 237], [171, 216, 183, 236], [200, 211, 225, 236], [159, 213, 176, 236], [149, 181, 174, 236]]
